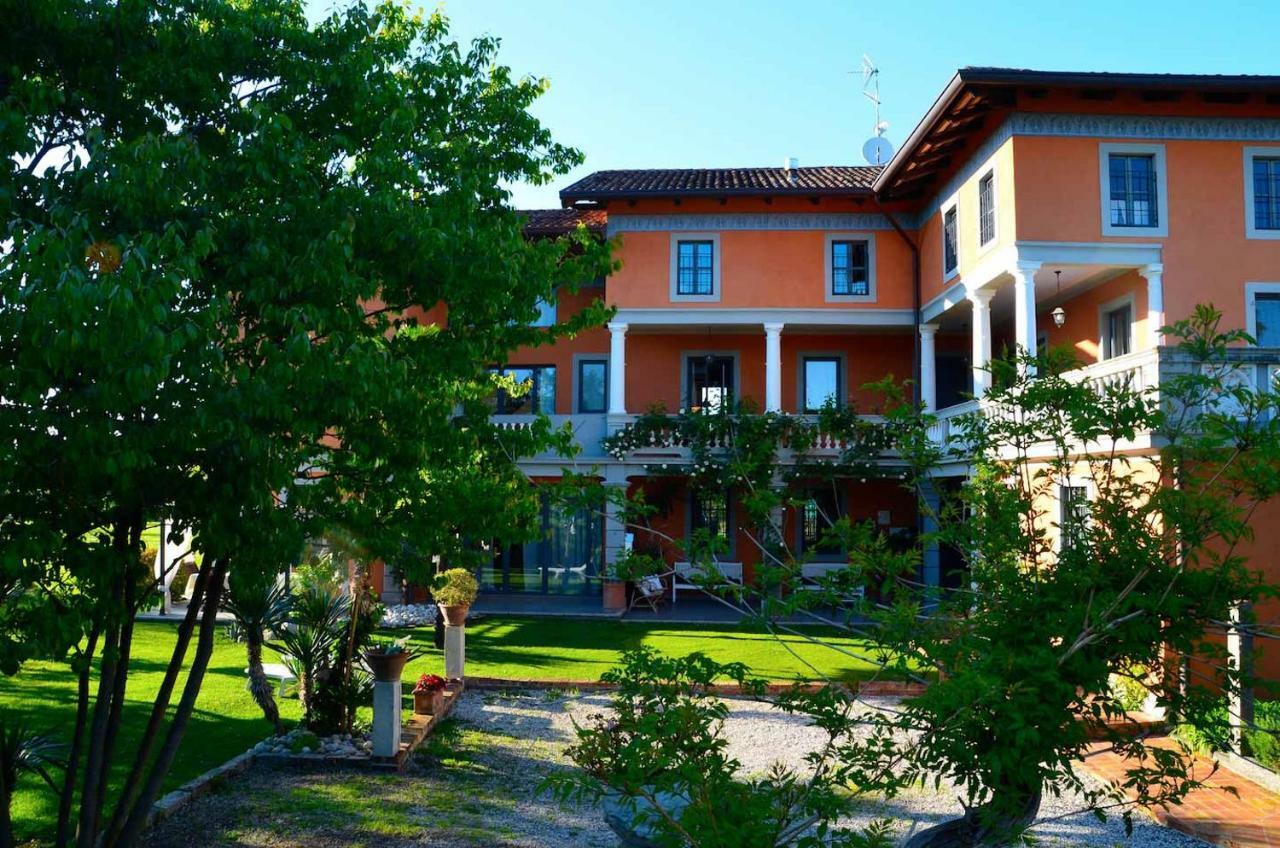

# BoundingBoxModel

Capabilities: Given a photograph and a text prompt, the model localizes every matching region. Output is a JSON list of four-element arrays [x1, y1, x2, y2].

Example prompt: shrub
[[433, 568, 479, 607]]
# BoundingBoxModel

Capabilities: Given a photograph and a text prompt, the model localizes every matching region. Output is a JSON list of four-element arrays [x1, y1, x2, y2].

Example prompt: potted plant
[[362, 637, 413, 682], [434, 568, 479, 626], [412, 673, 448, 715]]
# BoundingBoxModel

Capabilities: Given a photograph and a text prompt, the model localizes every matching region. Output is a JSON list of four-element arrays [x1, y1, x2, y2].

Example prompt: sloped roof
[[560, 166, 880, 203], [520, 207, 608, 236]]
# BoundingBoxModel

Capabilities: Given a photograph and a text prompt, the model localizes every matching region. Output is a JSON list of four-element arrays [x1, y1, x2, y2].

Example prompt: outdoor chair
[[627, 571, 674, 614]]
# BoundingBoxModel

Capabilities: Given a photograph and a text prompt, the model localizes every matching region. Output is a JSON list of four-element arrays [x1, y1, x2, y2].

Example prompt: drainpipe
[[873, 197, 922, 408]]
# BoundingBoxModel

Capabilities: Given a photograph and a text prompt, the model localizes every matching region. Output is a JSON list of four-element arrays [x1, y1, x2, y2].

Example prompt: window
[[576, 359, 607, 413], [943, 205, 958, 277], [531, 297, 557, 327], [1100, 144, 1168, 237], [1245, 148, 1280, 239], [1060, 485, 1090, 551], [691, 490, 730, 546], [1109, 154, 1157, 228], [1101, 302, 1132, 360], [685, 355, 734, 412], [830, 240, 869, 296], [1253, 292, 1280, 346], [978, 171, 996, 246], [676, 240, 715, 296], [491, 366, 556, 414], [802, 356, 841, 412], [800, 488, 842, 556]]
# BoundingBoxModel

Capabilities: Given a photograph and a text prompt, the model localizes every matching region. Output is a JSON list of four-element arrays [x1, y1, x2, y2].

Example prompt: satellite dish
[[863, 136, 894, 165]]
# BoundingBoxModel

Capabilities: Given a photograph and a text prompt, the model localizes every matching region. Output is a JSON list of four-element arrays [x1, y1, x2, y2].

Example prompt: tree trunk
[[1, 771, 14, 848], [101, 558, 210, 848], [112, 558, 227, 848], [902, 784, 1042, 848], [75, 610, 122, 848], [245, 637, 282, 735], [55, 627, 98, 848]]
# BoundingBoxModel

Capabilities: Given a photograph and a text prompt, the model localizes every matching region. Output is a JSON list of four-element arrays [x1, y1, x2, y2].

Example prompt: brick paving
[[1081, 738, 1280, 848]]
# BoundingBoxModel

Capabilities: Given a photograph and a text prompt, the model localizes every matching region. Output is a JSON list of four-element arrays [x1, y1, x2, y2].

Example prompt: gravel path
[[143, 689, 1211, 847]]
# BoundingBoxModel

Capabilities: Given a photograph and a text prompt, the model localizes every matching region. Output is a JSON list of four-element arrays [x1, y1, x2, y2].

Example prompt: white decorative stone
[[378, 603, 438, 629]]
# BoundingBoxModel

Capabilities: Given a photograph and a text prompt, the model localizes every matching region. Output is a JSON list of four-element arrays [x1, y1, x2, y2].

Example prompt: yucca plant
[[0, 719, 63, 848], [269, 586, 349, 727], [222, 576, 292, 734]]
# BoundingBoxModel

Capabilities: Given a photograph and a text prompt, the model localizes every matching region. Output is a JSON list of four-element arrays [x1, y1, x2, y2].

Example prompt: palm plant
[[268, 585, 349, 727], [0, 719, 63, 848], [222, 576, 292, 734]]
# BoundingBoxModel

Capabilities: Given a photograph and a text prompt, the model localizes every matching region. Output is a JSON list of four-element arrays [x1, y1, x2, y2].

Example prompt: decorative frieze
[[606, 212, 910, 235]]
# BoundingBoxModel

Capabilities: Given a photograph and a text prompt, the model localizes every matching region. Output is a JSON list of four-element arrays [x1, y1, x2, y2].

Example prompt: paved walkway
[[1081, 739, 1280, 848]]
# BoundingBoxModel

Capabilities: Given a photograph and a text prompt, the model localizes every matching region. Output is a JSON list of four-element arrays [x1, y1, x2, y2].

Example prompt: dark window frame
[[1060, 485, 1090, 551], [1108, 153, 1159, 228], [676, 239, 716, 296], [1253, 291, 1280, 346], [1101, 302, 1133, 360], [1253, 156, 1280, 231], [684, 354, 736, 412], [943, 205, 959, 276], [689, 489, 733, 552], [978, 171, 996, 246], [830, 239, 870, 297], [491, 365, 557, 415], [798, 486, 844, 558], [576, 358, 608, 414], [801, 355, 843, 412]]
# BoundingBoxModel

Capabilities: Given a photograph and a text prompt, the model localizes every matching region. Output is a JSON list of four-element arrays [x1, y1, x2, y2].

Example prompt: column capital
[[762, 321, 785, 334], [919, 323, 939, 336], [607, 321, 629, 334], [967, 288, 995, 306], [1011, 259, 1041, 279], [1139, 262, 1164, 279]]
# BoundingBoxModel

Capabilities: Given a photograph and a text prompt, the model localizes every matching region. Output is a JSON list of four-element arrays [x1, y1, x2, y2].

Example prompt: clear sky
[[308, 0, 1279, 210]]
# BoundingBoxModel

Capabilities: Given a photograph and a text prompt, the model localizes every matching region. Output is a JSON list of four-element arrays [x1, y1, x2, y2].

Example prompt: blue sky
[[308, 0, 1278, 209]]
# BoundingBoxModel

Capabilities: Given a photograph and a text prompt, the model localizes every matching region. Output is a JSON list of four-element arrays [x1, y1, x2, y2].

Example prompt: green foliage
[[545, 648, 894, 848], [1175, 700, 1280, 771], [432, 568, 479, 607]]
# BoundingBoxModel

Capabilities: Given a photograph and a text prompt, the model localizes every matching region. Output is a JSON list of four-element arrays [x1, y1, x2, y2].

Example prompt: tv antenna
[[857, 55, 894, 165]]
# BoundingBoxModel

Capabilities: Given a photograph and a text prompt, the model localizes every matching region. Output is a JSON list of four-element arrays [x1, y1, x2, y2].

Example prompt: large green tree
[[0, 2, 611, 845]]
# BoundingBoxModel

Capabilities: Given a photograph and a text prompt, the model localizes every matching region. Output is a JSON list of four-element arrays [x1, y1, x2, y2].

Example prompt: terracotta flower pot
[[438, 603, 470, 626], [602, 579, 626, 611], [413, 689, 445, 716], [363, 650, 411, 683]]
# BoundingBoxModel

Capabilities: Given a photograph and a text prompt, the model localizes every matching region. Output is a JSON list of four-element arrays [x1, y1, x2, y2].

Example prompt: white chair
[[797, 562, 865, 603], [247, 662, 297, 698]]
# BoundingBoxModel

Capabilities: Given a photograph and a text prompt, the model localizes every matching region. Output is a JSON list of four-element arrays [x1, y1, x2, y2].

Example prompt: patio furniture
[[247, 662, 297, 698], [628, 571, 674, 614], [671, 561, 743, 603], [797, 562, 865, 603]]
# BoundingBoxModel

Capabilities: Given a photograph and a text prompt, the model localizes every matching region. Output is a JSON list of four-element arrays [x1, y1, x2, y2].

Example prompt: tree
[[583, 307, 1278, 846], [222, 573, 292, 734], [0, 2, 612, 844]]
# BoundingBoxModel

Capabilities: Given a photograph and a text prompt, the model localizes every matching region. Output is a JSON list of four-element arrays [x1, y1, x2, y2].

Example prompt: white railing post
[[764, 322, 784, 413], [608, 321, 627, 416]]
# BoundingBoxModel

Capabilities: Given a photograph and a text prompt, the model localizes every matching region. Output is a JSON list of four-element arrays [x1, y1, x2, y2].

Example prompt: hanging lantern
[[1051, 270, 1066, 327]]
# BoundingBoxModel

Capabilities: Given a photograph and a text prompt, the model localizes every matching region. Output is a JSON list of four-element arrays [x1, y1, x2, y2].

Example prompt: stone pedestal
[[372, 679, 402, 758], [444, 624, 465, 680]]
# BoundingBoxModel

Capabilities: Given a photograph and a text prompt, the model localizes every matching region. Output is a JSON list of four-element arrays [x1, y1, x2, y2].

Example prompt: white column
[[764, 322, 784, 413], [919, 323, 938, 411], [607, 321, 627, 416], [968, 289, 994, 397], [444, 624, 466, 681], [1141, 263, 1165, 346], [1012, 260, 1041, 374], [372, 678, 402, 757]]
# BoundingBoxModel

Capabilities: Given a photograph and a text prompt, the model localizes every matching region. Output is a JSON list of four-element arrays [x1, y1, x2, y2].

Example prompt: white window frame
[[1243, 146, 1280, 240], [976, 168, 998, 250], [670, 233, 721, 303], [941, 198, 960, 283], [1099, 142, 1169, 238], [1245, 282, 1280, 346], [1097, 293, 1136, 361], [824, 232, 877, 303]]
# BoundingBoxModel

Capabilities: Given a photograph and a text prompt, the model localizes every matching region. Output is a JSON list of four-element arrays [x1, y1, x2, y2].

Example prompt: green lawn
[[0, 615, 890, 842]]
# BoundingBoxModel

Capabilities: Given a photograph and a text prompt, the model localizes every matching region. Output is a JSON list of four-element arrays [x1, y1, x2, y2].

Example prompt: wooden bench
[[671, 561, 743, 603]]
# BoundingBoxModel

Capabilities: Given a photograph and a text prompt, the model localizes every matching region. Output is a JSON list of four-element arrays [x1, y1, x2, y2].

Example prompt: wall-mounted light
[[1051, 269, 1066, 328]]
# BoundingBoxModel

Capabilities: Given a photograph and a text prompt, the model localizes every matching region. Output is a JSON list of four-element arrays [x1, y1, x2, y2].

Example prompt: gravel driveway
[[142, 689, 1210, 847]]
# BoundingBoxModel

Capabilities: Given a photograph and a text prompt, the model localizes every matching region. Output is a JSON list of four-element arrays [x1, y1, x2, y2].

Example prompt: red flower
[[413, 673, 446, 694]]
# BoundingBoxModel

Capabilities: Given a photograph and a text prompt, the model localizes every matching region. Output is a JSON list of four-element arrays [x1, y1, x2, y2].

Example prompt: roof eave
[[559, 187, 874, 205]]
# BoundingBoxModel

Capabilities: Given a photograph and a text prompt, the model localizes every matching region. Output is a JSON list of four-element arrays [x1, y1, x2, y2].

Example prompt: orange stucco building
[[378, 68, 1280, 678]]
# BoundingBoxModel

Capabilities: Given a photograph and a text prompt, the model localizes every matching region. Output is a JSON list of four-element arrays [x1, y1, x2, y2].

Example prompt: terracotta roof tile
[[520, 207, 608, 236]]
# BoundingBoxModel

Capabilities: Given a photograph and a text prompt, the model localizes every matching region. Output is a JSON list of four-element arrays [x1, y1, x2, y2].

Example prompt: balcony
[[492, 414, 609, 464], [603, 412, 891, 464]]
